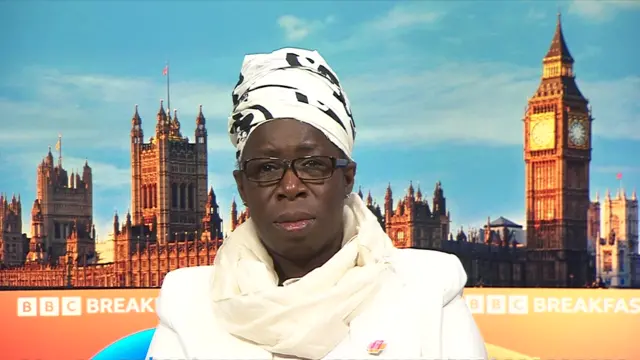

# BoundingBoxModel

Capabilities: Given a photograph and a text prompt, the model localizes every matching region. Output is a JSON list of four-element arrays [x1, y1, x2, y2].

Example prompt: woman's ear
[[233, 170, 248, 205], [343, 162, 357, 195]]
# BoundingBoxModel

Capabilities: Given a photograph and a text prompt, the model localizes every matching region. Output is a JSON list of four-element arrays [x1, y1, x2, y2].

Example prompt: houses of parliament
[[1, 16, 638, 289]]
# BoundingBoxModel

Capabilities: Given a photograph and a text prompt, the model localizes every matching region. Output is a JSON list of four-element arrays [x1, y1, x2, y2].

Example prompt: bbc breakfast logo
[[16, 296, 158, 317], [14, 294, 640, 317], [465, 294, 640, 315]]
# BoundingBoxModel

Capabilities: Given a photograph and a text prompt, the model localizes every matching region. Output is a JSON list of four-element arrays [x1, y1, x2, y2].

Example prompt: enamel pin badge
[[367, 340, 387, 355]]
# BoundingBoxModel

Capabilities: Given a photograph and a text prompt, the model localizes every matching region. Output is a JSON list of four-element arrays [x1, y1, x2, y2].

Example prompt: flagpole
[[619, 176, 622, 192], [616, 172, 623, 194], [57, 133, 62, 167], [166, 61, 171, 114]]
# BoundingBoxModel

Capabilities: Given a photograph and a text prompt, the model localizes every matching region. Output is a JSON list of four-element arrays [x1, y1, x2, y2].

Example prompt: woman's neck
[[271, 234, 343, 285]]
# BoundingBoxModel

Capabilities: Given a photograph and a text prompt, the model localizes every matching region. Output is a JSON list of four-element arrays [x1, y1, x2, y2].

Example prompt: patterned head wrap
[[228, 48, 356, 160]]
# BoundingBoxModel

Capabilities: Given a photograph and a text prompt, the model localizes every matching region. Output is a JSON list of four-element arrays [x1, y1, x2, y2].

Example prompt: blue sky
[[0, 0, 638, 240]]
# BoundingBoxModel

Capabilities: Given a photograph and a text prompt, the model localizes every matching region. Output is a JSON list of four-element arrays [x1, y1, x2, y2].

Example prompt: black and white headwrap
[[228, 48, 356, 161]]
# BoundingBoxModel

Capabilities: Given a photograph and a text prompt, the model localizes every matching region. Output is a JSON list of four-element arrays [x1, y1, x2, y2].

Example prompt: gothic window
[[180, 184, 187, 209], [188, 184, 195, 209], [171, 183, 178, 208], [543, 198, 549, 219], [567, 162, 585, 189], [576, 164, 585, 189], [569, 166, 577, 188], [533, 162, 555, 191], [603, 250, 612, 272], [611, 215, 620, 234], [619, 250, 625, 272], [152, 184, 157, 208], [142, 185, 148, 208], [534, 164, 542, 190], [54, 223, 61, 238]]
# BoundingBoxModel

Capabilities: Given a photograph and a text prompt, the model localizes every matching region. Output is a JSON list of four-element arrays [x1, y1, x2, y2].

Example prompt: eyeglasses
[[241, 155, 350, 183]]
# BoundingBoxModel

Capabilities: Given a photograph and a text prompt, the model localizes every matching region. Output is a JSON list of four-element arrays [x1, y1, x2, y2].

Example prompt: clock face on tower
[[568, 114, 589, 148], [532, 121, 553, 146], [569, 122, 586, 146], [528, 112, 556, 150]]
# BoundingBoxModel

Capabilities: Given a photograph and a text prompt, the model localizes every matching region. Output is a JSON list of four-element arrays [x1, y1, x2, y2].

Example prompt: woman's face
[[233, 119, 356, 262]]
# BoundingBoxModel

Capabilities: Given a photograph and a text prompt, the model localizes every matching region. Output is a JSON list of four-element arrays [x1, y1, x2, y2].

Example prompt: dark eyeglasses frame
[[240, 155, 350, 183]]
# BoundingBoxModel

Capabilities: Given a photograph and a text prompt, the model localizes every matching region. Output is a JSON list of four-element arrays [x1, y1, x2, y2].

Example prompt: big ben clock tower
[[524, 13, 592, 287]]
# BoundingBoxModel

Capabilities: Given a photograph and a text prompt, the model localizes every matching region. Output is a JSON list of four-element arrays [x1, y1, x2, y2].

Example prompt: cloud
[[0, 67, 233, 152], [208, 171, 236, 191], [339, 62, 639, 147], [15, 13, 636, 155], [66, 156, 131, 189], [568, 0, 640, 22], [576, 45, 602, 60], [581, 76, 640, 140], [277, 15, 335, 41], [322, 3, 445, 52], [367, 5, 442, 31], [526, 8, 547, 21], [593, 166, 640, 174], [343, 62, 537, 147]]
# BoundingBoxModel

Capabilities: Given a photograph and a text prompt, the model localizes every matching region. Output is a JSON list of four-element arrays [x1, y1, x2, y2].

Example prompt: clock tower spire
[[524, 12, 593, 287]]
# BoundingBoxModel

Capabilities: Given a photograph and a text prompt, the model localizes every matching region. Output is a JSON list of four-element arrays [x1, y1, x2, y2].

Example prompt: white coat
[[146, 248, 488, 360]]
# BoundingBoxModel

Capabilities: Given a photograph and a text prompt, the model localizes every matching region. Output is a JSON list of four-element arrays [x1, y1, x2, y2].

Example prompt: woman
[[146, 47, 487, 360]]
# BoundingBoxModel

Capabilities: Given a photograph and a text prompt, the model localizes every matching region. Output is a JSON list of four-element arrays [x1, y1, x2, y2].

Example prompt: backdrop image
[[1, 1, 638, 360]]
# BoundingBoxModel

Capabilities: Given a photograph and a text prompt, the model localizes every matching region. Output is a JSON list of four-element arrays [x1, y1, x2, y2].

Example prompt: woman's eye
[[302, 160, 322, 167], [260, 163, 279, 172]]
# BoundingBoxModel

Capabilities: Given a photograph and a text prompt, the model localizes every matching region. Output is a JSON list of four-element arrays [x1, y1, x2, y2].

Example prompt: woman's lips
[[274, 219, 315, 232]]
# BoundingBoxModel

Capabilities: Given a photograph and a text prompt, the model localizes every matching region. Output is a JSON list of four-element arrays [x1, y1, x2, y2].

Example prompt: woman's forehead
[[243, 120, 337, 156]]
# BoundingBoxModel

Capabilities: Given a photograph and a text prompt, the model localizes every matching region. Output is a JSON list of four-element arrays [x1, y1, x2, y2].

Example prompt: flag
[[55, 138, 61, 151], [162, 65, 168, 76], [616, 172, 622, 180]]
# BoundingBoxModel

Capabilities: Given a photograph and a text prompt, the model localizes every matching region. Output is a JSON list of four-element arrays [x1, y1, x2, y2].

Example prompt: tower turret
[[169, 109, 183, 140], [231, 198, 238, 231], [155, 100, 170, 136], [432, 181, 446, 215], [113, 211, 120, 236], [195, 105, 207, 144], [202, 187, 223, 239]]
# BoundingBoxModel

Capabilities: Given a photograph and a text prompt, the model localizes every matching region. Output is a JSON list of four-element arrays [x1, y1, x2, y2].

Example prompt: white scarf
[[211, 194, 395, 359]]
